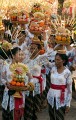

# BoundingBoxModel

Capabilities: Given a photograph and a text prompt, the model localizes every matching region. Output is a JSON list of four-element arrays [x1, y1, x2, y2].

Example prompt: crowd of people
[[0, 15, 76, 120]]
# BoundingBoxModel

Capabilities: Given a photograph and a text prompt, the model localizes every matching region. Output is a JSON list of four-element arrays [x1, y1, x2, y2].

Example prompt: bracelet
[[28, 82, 34, 91]]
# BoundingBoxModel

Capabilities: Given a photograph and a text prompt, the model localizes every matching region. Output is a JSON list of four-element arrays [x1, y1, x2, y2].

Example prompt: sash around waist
[[50, 83, 67, 103], [50, 83, 67, 92]]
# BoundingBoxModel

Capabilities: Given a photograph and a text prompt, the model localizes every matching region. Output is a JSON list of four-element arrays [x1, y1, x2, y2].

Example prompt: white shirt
[[47, 66, 72, 109], [0, 59, 4, 85], [1, 64, 28, 111]]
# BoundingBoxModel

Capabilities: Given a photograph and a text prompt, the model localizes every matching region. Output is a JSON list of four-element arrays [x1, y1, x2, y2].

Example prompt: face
[[55, 55, 64, 68], [14, 50, 25, 62], [30, 44, 39, 53]]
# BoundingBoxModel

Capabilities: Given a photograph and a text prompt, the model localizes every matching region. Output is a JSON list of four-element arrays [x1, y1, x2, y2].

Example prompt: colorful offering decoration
[[9, 8, 29, 24], [0, 16, 5, 31], [55, 34, 71, 45], [30, 3, 42, 14], [55, 27, 71, 45], [17, 11, 29, 23], [7, 62, 34, 98], [9, 63, 29, 88], [29, 12, 45, 35], [1, 40, 12, 51]]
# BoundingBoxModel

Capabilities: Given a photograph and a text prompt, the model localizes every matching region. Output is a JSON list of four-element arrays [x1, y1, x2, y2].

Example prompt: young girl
[[1, 47, 33, 120]]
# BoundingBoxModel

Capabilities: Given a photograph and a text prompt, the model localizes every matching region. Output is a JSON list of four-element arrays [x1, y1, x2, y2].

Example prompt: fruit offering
[[55, 27, 71, 45], [9, 9, 18, 21], [39, 49, 45, 55], [1, 40, 12, 51], [10, 78, 25, 87], [29, 12, 45, 35], [29, 21, 43, 34], [0, 16, 4, 31], [9, 63, 29, 90], [17, 11, 29, 24], [31, 3, 42, 14], [55, 34, 70, 45]]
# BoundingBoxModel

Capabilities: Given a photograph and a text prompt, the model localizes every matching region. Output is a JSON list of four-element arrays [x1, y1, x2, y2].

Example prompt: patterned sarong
[[48, 99, 66, 120]]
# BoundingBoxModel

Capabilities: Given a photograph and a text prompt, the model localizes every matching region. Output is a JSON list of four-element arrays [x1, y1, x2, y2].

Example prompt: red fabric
[[41, 68, 46, 74], [50, 84, 67, 103], [33, 75, 43, 94], [69, 7, 72, 15], [14, 92, 24, 120], [68, 58, 73, 62], [62, 8, 66, 13]]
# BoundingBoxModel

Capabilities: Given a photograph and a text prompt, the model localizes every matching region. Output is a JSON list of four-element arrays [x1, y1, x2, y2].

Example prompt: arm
[[26, 72, 33, 80], [27, 78, 35, 91], [1, 65, 7, 86], [45, 61, 55, 69], [43, 40, 49, 52], [73, 48, 76, 69], [42, 31, 49, 52], [65, 72, 72, 112], [66, 73, 72, 106]]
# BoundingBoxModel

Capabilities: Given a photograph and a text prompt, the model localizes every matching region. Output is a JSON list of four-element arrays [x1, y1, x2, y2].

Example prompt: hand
[[6, 82, 9, 86], [73, 65, 76, 70], [65, 106, 70, 114], [26, 72, 33, 79], [69, 66, 75, 71], [6, 82, 10, 89], [28, 82, 34, 91], [45, 61, 50, 67]]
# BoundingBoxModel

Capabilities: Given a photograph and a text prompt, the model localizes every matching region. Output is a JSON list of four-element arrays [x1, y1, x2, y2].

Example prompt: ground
[[37, 98, 76, 120], [0, 98, 76, 120]]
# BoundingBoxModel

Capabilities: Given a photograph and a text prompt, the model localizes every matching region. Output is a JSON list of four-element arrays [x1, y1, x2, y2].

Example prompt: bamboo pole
[[32, 51, 40, 60], [29, 46, 38, 59]]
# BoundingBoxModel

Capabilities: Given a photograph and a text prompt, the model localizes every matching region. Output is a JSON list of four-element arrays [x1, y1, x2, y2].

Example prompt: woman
[[24, 42, 44, 120], [41, 33, 56, 108], [47, 52, 72, 120], [1, 47, 32, 120], [65, 43, 75, 71], [73, 47, 76, 69], [65, 42, 76, 91], [0, 59, 5, 109]]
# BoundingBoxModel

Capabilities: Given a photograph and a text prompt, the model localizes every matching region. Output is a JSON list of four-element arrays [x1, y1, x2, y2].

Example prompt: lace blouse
[[1, 64, 28, 111], [66, 47, 75, 67], [47, 66, 72, 109]]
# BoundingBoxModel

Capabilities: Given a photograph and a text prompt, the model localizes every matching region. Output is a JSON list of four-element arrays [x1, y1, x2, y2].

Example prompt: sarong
[[48, 99, 66, 120]]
